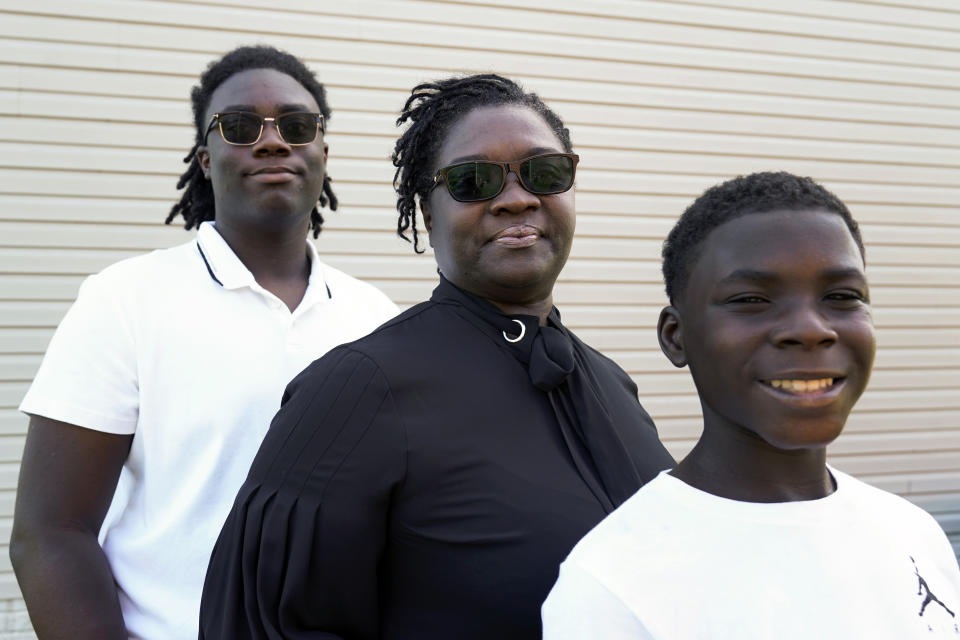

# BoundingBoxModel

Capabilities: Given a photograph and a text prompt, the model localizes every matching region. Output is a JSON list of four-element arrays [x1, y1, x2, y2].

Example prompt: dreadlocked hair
[[391, 73, 573, 253], [166, 45, 338, 238]]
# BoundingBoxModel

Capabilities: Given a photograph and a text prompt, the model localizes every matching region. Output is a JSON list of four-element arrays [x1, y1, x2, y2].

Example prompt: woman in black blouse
[[199, 74, 674, 640]]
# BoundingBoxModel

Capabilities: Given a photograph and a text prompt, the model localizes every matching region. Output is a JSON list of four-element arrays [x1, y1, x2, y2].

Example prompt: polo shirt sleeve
[[199, 346, 407, 640], [542, 560, 656, 640], [19, 271, 139, 434]]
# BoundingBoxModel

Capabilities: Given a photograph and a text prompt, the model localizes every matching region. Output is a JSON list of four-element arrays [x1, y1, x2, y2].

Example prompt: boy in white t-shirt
[[542, 171, 960, 639]]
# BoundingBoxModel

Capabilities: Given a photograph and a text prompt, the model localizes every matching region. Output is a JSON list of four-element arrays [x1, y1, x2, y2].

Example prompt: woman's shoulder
[[294, 300, 456, 377]]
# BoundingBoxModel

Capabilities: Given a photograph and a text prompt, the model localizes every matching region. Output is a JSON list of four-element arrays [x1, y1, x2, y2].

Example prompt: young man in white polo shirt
[[10, 46, 397, 640], [542, 172, 960, 639]]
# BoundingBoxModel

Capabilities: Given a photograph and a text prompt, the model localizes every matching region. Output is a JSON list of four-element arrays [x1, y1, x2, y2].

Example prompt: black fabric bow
[[431, 276, 646, 512]]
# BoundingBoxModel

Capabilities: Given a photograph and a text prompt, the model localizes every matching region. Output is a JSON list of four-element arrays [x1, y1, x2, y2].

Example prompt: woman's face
[[197, 68, 328, 236], [423, 105, 575, 308]]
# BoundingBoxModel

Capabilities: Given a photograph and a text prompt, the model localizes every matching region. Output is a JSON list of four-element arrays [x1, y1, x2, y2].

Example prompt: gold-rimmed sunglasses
[[203, 111, 325, 146]]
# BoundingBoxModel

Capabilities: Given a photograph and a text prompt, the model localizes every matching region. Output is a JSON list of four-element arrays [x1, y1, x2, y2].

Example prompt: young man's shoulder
[[85, 237, 200, 290], [311, 258, 398, 312]]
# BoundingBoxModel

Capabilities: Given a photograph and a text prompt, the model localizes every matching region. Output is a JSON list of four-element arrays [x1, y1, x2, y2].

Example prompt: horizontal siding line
[[851, 465, 960, 476], [7, 166, 960, 193], [635, 390, 960, 400], [5, 9, 960, 64], [0, 217, 179, 228], [583, 172, 960, 191], [4, 296, 959, 310], [4, 248, 955, 270], [157, 0, 960, 22], [6, 72, 960, 122], [7, 37, 960, 99], [625, 0, 960, 31], [647, 409, 960, 422], [9, 134, 960, 170], [554, 102, 960, 128], [5, 137, 960, 172], [16, 1, 960, 50], [647, 404, 960, 415], [10, 131, 957, 168], [577, 148, 960, 171], [2, 191, 959, 212], [7, 93, 960, 147], [0, 165, 181, 178], [32, 0, 960, 32], [860, 222, 960, 230], [152, 0, 960, 36], [617, 363, 960, 372], [6, 16, 960, 76], [827, 0, 960, 17], [826, 447, 960, 459], [858, 365, 960, 373], [11, 95, 959, 140], [0, 193, 174, 203], [573, 126, 960, 150], [0, 74, 188, 102], [6, 214, 960, 235], [3, 202, 960, 226]]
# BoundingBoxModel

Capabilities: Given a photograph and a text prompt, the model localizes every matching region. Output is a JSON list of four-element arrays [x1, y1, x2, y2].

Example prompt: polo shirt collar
[[195, 221, 331, 300]]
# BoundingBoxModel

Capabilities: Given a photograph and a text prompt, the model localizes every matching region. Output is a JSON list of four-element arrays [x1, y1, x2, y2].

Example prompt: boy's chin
[[749, 420, 846, 453]]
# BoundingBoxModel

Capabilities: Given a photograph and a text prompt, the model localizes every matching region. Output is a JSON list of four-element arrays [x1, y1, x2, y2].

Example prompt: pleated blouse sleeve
[[199, 346, 407, 640]]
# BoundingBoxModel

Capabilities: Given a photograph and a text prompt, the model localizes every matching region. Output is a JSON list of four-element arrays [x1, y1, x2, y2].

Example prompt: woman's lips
[[493, 224, 540, 248]]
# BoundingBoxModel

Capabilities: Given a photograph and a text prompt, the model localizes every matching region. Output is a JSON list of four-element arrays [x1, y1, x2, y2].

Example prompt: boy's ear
[[657, 306, 687, 368]]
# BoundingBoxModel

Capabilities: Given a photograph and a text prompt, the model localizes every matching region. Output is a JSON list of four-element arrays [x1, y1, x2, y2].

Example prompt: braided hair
[[662, 171, 865, 304], [167, 45, 337, 238], [392, 74, 573, 253]]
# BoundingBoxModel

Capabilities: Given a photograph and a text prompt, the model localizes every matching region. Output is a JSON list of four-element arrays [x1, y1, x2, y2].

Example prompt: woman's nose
[[490, 172, 540, 215]]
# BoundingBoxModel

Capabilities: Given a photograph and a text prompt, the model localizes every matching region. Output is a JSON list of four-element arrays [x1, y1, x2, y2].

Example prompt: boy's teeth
[[769, 378, 834, 392]]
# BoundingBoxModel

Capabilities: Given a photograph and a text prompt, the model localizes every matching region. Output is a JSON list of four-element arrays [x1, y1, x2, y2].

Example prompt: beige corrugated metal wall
[[1, 0, 959, 635]]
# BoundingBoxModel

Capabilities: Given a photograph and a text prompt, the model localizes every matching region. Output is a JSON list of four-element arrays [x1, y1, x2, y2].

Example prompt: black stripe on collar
[[197, 243, 223, 286]]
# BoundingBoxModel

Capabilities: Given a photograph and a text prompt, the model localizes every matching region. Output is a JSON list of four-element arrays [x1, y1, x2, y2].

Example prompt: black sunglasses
[[431, 153, 580, 203], [203, 111, 325, 146]]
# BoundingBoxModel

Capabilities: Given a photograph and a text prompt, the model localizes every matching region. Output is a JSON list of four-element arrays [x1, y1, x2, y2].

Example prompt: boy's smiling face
[[660, 209, 876, 451]]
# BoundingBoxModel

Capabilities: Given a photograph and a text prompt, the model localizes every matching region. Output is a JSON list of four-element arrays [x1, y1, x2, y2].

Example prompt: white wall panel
[[1, 0, 958, 636]]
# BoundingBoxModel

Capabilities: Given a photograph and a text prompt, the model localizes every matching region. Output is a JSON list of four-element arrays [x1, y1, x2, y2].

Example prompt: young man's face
[[197, 68, 328, 236], [663, 209, 876, 451]]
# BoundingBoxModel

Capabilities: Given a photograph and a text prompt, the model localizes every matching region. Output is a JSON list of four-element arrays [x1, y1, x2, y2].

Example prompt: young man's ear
[[657, 306, 687, 368], [196, 146, 211, 180]]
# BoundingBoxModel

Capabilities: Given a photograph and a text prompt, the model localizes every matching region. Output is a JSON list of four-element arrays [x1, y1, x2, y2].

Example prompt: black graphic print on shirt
[[912, 556, 956, 619]]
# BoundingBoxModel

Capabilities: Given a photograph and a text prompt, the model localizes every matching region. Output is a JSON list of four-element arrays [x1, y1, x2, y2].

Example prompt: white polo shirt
[[20, 222, 398, 640]]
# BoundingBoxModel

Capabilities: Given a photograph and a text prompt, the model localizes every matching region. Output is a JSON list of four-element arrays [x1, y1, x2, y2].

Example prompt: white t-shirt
[[20, 222, 398, 640], [543, 467, 960, 639]]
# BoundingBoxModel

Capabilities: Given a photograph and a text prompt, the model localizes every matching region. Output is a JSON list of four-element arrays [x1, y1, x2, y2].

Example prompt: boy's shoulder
[[566, 466, 948, 573], [829, 466, 946, 535], [563, 471, 692, 566]]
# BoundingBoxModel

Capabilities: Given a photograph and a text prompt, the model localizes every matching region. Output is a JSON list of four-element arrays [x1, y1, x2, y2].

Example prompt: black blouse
[[199, 278, 674, 640]]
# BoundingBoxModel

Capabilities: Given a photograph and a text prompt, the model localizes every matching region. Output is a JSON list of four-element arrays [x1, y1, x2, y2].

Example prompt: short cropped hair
[[662, 171, 865, 304]]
